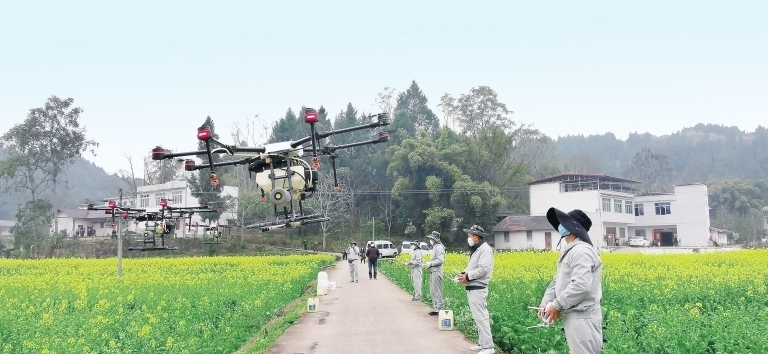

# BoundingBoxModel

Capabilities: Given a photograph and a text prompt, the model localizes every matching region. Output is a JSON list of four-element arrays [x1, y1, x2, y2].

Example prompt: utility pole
[[372, 217, 375, 242], [118, 188, 123, 278]]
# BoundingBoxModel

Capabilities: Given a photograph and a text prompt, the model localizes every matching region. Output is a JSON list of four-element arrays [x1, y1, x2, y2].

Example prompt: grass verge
[[234, 280, 321, 354]]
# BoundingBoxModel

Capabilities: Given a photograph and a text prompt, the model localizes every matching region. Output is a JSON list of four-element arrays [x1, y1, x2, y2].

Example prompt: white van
[[366, 240, 399, 258], [401, 241, 430, 255]]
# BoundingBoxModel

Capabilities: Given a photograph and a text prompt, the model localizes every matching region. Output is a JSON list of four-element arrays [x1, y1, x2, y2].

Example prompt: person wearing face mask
[[422, 231, 445, 316], [406, 240, 423, 301], [457, 225, 495, 354], [539, 208, 603, 354]]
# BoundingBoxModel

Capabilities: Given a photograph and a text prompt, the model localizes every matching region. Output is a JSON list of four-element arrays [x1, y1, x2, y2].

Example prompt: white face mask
[[430, 240, 435, 246], [467, 237, 475, 246], [411, 245, 417, 250]]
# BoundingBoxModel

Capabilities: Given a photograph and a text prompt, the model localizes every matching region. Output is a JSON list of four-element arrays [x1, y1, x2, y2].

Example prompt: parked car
[[366, 240, 399, 258], [401, 241, 431, 255], [628, 236, 650, 247]]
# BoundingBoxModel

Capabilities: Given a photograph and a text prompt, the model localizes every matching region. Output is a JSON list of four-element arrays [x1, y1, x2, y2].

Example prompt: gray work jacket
[[425, 243, 446, 272], [463, 241, 494, 288], [542, 240, 603, 313], [409, 249, 423, 269], [346, 246, 360, 261]]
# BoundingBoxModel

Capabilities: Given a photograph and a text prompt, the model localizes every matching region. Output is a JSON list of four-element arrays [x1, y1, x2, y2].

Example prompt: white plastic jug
[[307, 298, 319, 312], [316, 280, 328, 296], [317, 271, 328, 282], [438, 310, 454, 331]]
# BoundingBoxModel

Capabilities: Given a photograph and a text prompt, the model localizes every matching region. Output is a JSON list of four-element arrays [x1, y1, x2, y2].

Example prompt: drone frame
[[150, 108, 391, 231]]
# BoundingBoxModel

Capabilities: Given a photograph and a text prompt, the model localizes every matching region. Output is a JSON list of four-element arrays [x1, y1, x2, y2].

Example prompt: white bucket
[[438, 310, 454, 331], [317, 271, 328, 282], [327, 281, 336, 291], [307, 298, 319, 312], [317, 280, 328, 296]]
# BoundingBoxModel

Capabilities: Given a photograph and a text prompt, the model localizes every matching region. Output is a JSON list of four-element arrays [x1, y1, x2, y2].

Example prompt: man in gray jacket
[[345, 241, 360, 283], [423, 231, 445, 316], [540, 207, 603, 354], [458, 225, 495, 354]]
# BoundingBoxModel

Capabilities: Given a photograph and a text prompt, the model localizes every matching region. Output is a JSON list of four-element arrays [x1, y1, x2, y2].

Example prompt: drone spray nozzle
[[184, 159, 196, 171], [378, 132, 390, 142], [304, 108, 318, 124], [151, 147, 165, 160], [197, 125, 212, 141]]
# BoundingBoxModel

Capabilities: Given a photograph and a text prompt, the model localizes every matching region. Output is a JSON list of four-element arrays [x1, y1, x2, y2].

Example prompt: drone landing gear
[[203, 233, 223, 244], [128, 233, 178, 251], [246, 213, 330, 232]]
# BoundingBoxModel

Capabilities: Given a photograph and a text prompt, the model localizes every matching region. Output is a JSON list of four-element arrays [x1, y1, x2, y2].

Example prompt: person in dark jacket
[[366, 244, 381, 279]]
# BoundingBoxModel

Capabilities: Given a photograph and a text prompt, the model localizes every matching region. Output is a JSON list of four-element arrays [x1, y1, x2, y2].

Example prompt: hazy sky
[[1, 1, 766, 175]]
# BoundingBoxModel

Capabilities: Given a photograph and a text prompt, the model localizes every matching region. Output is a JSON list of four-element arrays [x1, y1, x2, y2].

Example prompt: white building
[[525, 174, 638, 249], [53, 208, 112, 237], [0, 220, 15, 236], [630, 184, 711, 247], [493, 215, 555, 250], [135, 180, 238, 237], [493, 174, 715, 250]]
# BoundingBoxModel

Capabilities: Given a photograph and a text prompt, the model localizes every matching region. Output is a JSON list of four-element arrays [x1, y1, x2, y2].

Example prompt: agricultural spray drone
[[150, 108, 391, 231], [87, 200, 217, 251]]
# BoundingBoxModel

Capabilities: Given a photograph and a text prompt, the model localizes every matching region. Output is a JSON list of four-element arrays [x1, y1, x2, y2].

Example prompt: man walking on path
[[366, 243, 381, 279], [406, 240, 423, 301], [423, 231, 445, 316], [539, 208, 603, 354], [458, 225, 495, 354], [346, 241, 360, 283]]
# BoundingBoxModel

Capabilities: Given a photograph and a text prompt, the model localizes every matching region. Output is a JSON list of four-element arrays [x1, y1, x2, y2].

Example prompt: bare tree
[[375, 87, 396, 118], [377, 192, 394, 238], [306, 169, 355, 250], [116, 152, 141, 199]]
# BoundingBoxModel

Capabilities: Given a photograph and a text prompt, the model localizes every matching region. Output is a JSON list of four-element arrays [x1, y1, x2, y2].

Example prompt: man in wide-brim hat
[[539, 208, 604, 354], [458, 225, 495, 354], [422, 231, 446, 316]]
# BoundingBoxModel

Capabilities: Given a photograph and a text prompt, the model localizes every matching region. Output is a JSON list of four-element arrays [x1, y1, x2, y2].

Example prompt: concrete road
[[268, 260, 477, 354]]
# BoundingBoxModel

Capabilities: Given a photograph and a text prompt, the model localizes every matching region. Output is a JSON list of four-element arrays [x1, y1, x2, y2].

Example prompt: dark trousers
[[368, 259, 378, 279]]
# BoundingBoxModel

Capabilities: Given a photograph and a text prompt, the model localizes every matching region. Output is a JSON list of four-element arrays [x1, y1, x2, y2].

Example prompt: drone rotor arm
[[314, 113, 391, 140]]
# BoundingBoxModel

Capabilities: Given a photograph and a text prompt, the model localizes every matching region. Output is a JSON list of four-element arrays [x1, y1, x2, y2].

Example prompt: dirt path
[[267, 260, 477, 354]]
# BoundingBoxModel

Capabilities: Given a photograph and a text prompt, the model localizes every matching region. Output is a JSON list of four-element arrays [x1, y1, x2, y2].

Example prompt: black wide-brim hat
[[463, 224, 489, 238], [546, 208, 593, 246]]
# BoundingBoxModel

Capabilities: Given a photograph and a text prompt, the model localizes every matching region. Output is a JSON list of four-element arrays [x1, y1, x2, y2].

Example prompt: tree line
[[3, 84, 767, 255]]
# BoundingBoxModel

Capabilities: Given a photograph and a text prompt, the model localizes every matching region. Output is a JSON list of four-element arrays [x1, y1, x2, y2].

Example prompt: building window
[[602, 198, 611, 212], [614, 199, 622, 213], [634, 203, 644, 216], [655, 202, 671, 215], [139, 194, 150, 208], [504, 231, 509, 243], [625, 201, 633, 214], [635, 229, 646, 237], [526, 230, 533, 242], [171, 191, 183, 205], [620, 228, 626, 239], [155, 193, 166, 206]]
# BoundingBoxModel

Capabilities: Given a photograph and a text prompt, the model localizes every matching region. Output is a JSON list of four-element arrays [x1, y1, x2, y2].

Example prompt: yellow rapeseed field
[[382, 249, 768, 353], [0, 255, 334, 354]]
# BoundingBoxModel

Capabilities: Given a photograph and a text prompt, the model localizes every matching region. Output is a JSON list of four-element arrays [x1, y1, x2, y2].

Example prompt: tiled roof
[[494, 215, 552, 232]]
